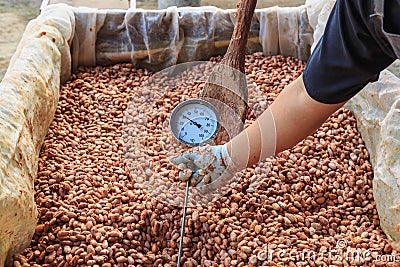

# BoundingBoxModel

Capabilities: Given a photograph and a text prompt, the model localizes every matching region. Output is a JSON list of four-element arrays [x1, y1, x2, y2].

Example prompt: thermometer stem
[[177, 180, 190, 267]]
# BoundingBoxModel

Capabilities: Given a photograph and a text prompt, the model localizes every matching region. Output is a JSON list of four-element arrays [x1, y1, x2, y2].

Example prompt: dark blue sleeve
[[303, 0, 397, 104]]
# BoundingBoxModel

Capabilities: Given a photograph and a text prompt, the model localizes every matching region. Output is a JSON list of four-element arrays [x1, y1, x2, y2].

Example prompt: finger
[[190, 171, 205, 187], [198, 171, 235, 192], [182, 150, 203, 162], [168, 154, 190, 165], [196, 178, 205, 187], [178, 169, 193, 181]]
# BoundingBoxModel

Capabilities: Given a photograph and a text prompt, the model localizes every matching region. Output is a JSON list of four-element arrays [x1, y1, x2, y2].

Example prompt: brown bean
[[11, 54, 394, 267]]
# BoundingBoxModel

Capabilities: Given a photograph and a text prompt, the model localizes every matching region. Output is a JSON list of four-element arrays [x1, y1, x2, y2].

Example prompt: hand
[[168, 144, 238, 188]]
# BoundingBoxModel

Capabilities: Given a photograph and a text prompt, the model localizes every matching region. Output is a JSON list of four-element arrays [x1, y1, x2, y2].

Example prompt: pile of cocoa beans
[[13, 53, 398, 267]]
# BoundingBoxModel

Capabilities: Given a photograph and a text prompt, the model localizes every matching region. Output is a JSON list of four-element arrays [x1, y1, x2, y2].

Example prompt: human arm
[[227, 75, 345, 169], [169, 76, 345, 186], [229, 0, 399, 169], [169, 0, 398, 186]]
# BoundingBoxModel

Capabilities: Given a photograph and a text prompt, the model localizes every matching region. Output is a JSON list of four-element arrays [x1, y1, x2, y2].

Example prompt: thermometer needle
[[183, 115, 202, 129]]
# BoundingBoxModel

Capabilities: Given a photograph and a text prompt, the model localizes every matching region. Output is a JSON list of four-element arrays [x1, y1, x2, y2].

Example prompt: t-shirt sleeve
[[303, 0, 397, 104]]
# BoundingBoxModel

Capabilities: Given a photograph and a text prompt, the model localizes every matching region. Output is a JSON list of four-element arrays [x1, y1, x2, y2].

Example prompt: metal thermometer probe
[[170, 99, 220, 267], [177, 180, 190, 267]]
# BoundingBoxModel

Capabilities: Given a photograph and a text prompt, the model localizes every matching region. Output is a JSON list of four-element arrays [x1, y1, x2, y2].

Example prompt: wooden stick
[[201, 0, 257, 144]]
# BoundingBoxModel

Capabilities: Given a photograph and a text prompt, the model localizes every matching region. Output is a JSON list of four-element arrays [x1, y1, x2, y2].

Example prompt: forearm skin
[[227, 75, 345, 169]]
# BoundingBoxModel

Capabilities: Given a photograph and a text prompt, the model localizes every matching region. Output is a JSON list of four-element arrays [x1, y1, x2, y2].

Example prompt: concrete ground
[[0, 0, 41, 81]]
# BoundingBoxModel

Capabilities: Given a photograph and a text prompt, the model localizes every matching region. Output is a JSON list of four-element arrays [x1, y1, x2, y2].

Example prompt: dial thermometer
[[170, 99, 220, 146], [170, 98, 220, 267]]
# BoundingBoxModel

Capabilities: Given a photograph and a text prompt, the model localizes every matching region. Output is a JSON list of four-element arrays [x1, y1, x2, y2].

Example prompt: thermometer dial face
[[170, 99, 220, 146]]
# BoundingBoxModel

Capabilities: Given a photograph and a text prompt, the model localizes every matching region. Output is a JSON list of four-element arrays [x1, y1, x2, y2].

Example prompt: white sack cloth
[[0, 4, 74, 266], [345, 71, 400, 242], [306, 0, 400, 243]]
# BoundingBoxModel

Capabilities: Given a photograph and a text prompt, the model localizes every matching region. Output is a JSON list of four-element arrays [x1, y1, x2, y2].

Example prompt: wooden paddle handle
[[200, 0, 257, 144], [221, 0, 257, 73]]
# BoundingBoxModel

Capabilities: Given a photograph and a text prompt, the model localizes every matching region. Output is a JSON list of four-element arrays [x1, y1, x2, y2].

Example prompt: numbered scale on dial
[[169, 99, 220, 146]]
